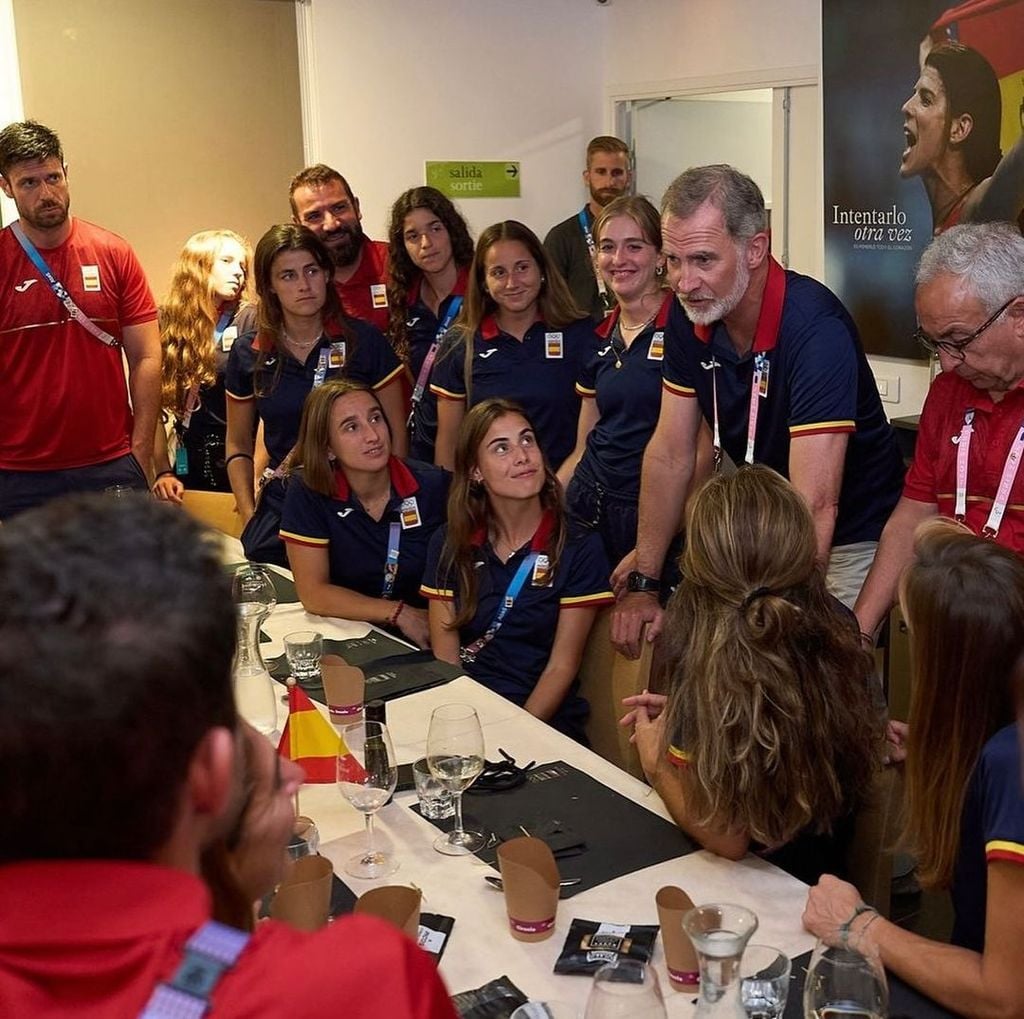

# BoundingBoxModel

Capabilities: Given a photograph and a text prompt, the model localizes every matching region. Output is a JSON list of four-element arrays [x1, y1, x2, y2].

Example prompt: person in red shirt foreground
[[0, 494, 456, 1019]]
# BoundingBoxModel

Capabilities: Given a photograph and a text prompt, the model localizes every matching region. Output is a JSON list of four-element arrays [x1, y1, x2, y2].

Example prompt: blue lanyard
[[382, 521, 401, 598], [460, 551, 538, 664], [10, 222, 117, 346], [213, 305, 236, 346], [411, 295, 462, 406], [576, 208, 611, 310]]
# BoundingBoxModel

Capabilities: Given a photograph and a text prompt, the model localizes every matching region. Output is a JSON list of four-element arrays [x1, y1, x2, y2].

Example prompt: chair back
[[181, 490, 243, 539], [577, 607, 655, 779], [845, 764, 904, 917]]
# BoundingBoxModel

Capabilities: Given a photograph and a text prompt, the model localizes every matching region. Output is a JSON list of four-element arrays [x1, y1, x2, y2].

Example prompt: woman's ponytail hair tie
[[739, 586, 773, 612]]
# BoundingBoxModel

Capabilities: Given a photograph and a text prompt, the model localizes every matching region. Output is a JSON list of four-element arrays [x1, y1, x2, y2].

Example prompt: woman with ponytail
[[622, 465, 881, 882]]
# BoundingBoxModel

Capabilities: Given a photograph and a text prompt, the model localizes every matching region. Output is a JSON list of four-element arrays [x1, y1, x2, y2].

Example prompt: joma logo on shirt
[[14, 279, 37, 293], [337, 509, 354, 519]]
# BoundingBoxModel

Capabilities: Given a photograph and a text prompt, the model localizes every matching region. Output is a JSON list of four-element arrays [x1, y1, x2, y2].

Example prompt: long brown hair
[[440, 398, 565, 629], [900, 519, 1022, 888], [660, 466, 880, 847], [159, 229, 252, 416], [385, 186, 474, 363], [445, 221, 585, 404], [289, 379, 389, 497]]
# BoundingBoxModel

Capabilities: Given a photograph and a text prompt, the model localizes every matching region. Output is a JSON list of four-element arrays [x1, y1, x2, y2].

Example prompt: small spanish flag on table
[[277, 680, 361, 783]]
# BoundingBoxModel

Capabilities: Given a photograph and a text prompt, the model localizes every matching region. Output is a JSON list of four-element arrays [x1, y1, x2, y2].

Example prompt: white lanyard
[[709, 351, 769, 470], [953, 407, 1024, 538], [577, 208, 612, 313]]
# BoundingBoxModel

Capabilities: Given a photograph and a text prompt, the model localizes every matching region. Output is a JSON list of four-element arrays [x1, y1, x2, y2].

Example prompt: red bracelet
[[387, 600, 405, 627]]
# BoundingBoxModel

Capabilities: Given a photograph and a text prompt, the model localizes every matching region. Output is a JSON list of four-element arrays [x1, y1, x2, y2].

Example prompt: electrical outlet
[[875, 374, 900, 404]]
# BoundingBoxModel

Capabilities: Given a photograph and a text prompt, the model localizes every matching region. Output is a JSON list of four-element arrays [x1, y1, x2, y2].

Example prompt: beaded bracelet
[[387, 600, 405, 627]]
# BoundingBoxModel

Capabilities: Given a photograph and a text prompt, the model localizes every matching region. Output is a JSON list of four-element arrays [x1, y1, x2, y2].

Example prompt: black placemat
[[786, 949, 960, 1018], [267, 635, 461, 703], [414, 760, 695, 897], [225, 562, 300, 604]]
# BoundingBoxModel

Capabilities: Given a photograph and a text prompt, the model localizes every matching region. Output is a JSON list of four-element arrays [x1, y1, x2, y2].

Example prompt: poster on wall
[[823, 0, 1024, 359]]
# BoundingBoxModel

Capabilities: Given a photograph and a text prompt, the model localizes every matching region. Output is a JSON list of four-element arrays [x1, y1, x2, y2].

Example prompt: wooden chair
[[577, 607, 656, 779], [845, 764, 904, 917], [181, 490, 244, 539]]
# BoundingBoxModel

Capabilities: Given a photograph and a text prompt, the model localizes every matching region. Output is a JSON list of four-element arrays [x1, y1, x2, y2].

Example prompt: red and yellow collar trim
[[480, 313, 544, 341], [470, 506, 556, 553], [596, 291, 673, 339], [333, 456, 419, 501], [408, 264, 470, 307]]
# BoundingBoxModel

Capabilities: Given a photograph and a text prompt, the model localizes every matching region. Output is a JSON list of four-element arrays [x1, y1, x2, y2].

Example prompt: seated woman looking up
[[430, 221, 597, 473], [422, 399, 613, 741], [280, 380, 449, 649], [804, 520, 1024, 1018], [623, 465, 880, 884]]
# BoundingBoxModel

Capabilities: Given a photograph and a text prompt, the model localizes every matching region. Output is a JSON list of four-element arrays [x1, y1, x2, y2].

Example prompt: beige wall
[[12, 0, 303, 298]]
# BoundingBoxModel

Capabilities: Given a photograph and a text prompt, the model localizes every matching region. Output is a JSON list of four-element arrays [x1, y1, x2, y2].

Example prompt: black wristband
[[627, 571, 661, 594], [153, 469, 176, 481], [224, 453, 254, 468]]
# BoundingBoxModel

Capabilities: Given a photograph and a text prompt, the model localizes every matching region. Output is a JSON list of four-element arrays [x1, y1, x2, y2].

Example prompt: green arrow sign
[[425, 161, 521, 199]]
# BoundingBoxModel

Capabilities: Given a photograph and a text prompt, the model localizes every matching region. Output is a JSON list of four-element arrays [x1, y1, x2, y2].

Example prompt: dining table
[[226, 546, 957, 1018]]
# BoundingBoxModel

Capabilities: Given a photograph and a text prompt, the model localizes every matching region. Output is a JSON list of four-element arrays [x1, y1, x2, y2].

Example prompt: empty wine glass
[[803, 939, 888, 1019], [231, 564, 278, 735], [337, 720, 398, 878], [426, 703, 486, 855], [585, 958, 667, 1019]]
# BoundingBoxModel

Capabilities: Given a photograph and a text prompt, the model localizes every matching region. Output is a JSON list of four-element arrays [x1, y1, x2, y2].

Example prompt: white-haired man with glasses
[[855, 222, 1024, 645]]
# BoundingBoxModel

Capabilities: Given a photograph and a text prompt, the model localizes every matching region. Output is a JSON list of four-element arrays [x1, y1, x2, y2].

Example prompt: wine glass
[[231, 564, 279, 735], [337, 720, 399, 878], [426, 703, 486, 855], [803, 939, 888, 1019], [584, 958, 667, 1019]]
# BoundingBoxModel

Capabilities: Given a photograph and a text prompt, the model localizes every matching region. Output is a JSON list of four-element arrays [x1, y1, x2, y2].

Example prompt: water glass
[[802, 940, 887, 1019], [426, 703, 486, 855], [584, 958, 666, 1019], [413, 757, 455, 819], [739, 944, 790, 1019], [284, 630, 323, 683]]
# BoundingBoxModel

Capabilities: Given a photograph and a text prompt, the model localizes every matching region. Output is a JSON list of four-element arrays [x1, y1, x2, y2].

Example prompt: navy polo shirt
[[407, 266, 469, 463], [225, 319, 403, 470], [421, 512, 613, 709], [575, 293, 672, 496], [661, 259, 904, 546], [951, 725, 1024, 952], [430, 314, 599, 469], [280, 457, 449, 607]]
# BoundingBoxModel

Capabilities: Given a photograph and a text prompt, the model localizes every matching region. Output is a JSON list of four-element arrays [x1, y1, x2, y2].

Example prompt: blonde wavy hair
[[660, 465, 881, 848], [159, 230, 252, 417]]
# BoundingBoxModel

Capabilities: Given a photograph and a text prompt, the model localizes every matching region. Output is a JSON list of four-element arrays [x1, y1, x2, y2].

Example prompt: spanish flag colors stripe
[[789, 420, 855, 436], [986, 839, 1024, 866], [666, 744, 691, 768], [662, 378, 697, 397], [560, 591, 615, 609], [279, 530, 329, 547]]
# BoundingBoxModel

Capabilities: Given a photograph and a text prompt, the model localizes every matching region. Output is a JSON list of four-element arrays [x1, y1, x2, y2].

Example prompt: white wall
[[307, 0, 608, 242]]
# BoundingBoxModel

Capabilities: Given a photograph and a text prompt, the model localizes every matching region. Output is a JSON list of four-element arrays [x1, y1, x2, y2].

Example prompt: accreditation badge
[[328, 342, 347, 370], [220, 326, 237, 351], [532, 553, 552, 587], [648, 331, 665, 361], [399, 496, 421, 529], [545, 332, 563, 359], [754, 352, 770, 398], [371, 283, 388, 309], [81, 265, 101, 292]]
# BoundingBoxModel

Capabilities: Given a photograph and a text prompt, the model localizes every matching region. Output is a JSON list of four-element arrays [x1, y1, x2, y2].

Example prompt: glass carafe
[[232, 565, 278, 735], [682, 903, 759, 1018]]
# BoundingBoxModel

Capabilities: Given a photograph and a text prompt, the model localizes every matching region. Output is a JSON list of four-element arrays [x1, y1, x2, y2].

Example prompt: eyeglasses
[[914, 295, 1020, 361]]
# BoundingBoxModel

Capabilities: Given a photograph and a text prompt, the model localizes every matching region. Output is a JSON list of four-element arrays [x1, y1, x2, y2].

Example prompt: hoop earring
[[655, 265, 666, 278]]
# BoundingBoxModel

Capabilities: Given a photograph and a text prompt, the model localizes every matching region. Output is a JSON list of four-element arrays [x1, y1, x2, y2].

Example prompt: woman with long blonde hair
[[804, 520, 1024, 1017], [623, 465, 880, 883], [153, 229, 251, 500]]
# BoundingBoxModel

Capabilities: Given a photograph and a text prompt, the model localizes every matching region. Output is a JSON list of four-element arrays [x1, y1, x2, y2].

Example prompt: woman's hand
[[628, 695, 667, 782], [619, 690, 668, 728], [152, 474, 185, 504], [803, 874, 865, 945], [396, 606, 431, 649], [884, 719, 909, 764]]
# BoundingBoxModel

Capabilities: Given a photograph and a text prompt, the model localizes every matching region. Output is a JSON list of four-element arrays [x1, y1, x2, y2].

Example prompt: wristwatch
[[626, 571, 661, 594]]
